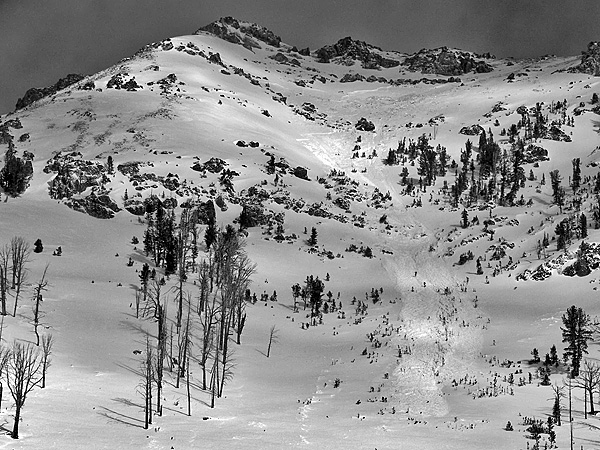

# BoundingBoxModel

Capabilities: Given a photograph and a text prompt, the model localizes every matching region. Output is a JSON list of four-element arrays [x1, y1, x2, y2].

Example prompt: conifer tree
[[561, 305, 593, 377], [572, 158, 581, 194], [549, 170, 565, 211], [308, 227, 318, 246], [0, 143, 33, 197], [580, 213, 588, 238]]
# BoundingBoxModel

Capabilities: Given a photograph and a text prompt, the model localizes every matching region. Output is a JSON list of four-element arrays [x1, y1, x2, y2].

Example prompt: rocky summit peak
[[315, 36, 400, 69], [195, 16, 282, 50]]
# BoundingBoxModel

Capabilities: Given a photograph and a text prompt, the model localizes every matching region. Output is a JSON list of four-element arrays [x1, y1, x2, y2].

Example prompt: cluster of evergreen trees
[[0, 142, 33, 197], [143, 196, 200, 277], [290, 275, 325, 325]]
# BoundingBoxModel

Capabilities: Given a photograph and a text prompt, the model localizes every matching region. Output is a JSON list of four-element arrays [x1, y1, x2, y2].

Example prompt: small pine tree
[[476, 259, 483, 275], [580, 213, 588, 238], [547, 417, 556, 446], [107, 155, 114, 174], [308, 227, 318, 246], [550, 344, 559, 366], [505, 421, 513, 431], [531, 347, 540, 363], [204, 223, 217, 250], [461, 209, 469, 228], [33, 239, 43, 253], [592, 93, 599, 105]]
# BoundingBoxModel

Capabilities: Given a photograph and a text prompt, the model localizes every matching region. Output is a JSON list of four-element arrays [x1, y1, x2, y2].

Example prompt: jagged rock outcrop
[[522, 145, 549, 164], [66, 193, 120, 219], [570, 41, 600, 75], [45, 152, 109, 200], [355, 118, 375, 132], [340, 73, 366, 83], [315, 37, 400, 69], [403, 47, 493, 75], [459, 125, 484, 136], [196, 17, 281, 50], [123, 199, 146, 216], [15, 74, 85, 110]]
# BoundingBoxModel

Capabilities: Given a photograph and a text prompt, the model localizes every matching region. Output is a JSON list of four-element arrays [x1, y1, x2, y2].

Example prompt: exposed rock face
[[67, 193, 120, 219], [570, 41, 600, 75], [196, 17, 281, 50], [340, 73, 366, 83], [15, 74, 85, 110], [355, 118, 375, 132], [123, 199, 146, 216], [293, 166, 309, 180], [196, 200, 216, 225], [191, 157, 228, 174], [403, 47, 493, 75], [45, 152, 109, 200], [544, 125, 572, 142], [522, 145, 549, 164], [459, 125, 484, 136], [315, 37, 400, 69]]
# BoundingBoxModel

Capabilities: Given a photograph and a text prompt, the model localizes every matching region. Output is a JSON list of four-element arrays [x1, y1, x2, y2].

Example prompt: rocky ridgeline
[[15, 74, 86, 111], [570, 41, 600, 76], [315, 37, 400, 69], [403, 47, 493, 75], [339, 73, 461, 85], [196, 16, 282, 50]]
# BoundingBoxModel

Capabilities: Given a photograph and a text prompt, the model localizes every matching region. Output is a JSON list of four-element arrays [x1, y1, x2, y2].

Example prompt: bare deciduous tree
[[175, 294, 192, 389], [6, 341, 43, 439], [0, 345, 10, 409], [154, 301, 166, 417], [573, 359, 600, 418], [266, 325, 279, 358], [139, 336, 154, 430], [10, 237, 30, 316], [32, 265, 49, 346], [0, 244, 10, 316], [40, 334, 53, 389]]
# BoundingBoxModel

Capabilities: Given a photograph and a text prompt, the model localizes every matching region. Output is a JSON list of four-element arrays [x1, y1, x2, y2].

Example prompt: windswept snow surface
[[0, 25, 600, 449]]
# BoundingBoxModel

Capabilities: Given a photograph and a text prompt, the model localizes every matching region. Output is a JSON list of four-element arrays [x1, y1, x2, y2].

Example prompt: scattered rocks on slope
[[191, 157, 228, 174], [106, 73, 142, 91], [15, 74, 85, 110]]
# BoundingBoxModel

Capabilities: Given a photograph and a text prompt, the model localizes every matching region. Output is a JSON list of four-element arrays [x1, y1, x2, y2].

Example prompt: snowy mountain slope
[[0, 16, 600, 449]]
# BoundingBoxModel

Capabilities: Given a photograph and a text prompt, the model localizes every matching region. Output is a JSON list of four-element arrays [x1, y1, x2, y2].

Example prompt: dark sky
[[1, 0, 598, 114]]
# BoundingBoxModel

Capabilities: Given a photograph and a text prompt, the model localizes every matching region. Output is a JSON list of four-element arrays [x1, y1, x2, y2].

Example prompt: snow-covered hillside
[[1, 17, 600, 449]]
